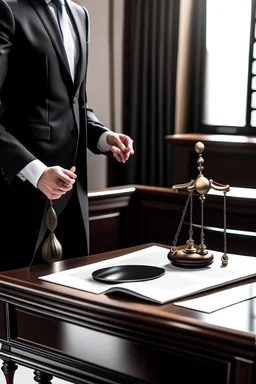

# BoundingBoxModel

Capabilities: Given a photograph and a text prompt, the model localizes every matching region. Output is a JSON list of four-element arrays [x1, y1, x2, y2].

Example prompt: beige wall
[[75, 0, 124, 190]]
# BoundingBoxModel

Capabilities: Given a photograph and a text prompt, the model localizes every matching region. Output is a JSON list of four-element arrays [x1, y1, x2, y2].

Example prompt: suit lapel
[[66, 0, 87, 91], [28, 0, 74, 89]]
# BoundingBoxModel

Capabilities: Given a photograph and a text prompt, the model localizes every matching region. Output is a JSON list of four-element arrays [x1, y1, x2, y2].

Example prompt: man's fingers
[[114, 138, 134, 155], [62, 171, 77, 179], [112, 138, 126, 151], [57, 183, 73, 192], [112, 147, 128, 163], [107, 133, 134, 156], [37, 166, 77, 200], [114, 153, 122, 163], [121, 137, 134, 152], [48, 193, 62, 200], [37, 185, 63, 200], [59, 179, 75, 188], [127, 146, 134, 154], [59, 170, 77, 185]]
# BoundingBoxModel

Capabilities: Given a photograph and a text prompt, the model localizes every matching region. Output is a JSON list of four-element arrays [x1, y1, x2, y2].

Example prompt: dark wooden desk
[[0, 244, 256, 384]]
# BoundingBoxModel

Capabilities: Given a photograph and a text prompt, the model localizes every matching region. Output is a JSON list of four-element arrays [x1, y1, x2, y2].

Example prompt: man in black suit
[[0, 0, 134, 271]]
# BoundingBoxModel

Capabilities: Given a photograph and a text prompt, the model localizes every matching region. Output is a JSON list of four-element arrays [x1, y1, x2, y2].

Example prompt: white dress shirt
[[17, 0, 111, 187]]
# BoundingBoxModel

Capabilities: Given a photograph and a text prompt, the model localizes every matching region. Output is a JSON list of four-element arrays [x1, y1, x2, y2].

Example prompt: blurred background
[[79, 0, 256, 191]]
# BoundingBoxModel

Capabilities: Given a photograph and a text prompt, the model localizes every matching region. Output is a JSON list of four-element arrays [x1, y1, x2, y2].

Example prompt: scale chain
[[171, 192, 192, 252]]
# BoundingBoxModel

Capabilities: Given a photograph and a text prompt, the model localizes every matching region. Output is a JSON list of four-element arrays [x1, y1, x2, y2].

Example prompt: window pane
[[252, 61, 256, 75], [252, 76, 256, 90], [253, 42, 256, 59], [251, 92, 256, 108], [203, 0, 251, 127], [250, 110, 256, 126]]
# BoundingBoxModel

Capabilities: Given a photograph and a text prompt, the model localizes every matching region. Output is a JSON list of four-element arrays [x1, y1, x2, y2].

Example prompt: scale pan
[[92, 265, 165, 284]]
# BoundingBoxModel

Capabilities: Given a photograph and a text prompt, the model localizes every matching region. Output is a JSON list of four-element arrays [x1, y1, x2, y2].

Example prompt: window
[[202, 0, 256, 134]]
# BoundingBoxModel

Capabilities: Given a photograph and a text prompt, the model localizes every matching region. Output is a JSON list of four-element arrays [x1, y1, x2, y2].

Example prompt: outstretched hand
[[107, 132, 134, 163], [37, 165, 77, 200]]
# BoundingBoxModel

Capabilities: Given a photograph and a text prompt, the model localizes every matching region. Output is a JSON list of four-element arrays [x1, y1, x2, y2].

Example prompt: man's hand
[[37, 166, 77, 200], [107, 132, 134, 163]]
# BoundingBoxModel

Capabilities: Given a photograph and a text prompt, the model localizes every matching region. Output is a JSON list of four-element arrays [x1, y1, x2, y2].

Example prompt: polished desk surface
[[0, 243, 256, 384]]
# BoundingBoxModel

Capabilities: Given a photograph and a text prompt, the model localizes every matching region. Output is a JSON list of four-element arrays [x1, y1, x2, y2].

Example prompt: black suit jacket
[[0, 0, 108, 270]]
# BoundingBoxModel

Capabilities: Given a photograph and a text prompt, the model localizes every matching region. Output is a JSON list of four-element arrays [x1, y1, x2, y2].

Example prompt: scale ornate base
[[168, 141, 230, 268], [167, 247, 214, 268]]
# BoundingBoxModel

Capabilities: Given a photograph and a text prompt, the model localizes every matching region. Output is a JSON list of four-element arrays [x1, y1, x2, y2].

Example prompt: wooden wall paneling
[[89, 212, 122, 254], [166, 133, 256, 189], [88, 187, 135, 254], [135, 187, 191, 248]]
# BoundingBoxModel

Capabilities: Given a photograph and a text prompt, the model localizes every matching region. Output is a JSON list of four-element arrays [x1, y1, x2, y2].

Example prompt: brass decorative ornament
[[42, 199, 63, 263], [168, 141, 230, 268]]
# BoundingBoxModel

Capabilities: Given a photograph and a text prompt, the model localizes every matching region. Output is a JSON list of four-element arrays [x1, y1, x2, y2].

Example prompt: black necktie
[[51, 0, 75, 80], [51, 0, 64, 39]]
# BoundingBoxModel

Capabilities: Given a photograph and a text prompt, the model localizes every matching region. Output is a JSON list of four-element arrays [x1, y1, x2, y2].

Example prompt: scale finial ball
[[195, 141, 205, 154]]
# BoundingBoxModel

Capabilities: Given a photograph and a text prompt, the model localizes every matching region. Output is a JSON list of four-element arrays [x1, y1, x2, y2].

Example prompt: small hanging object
[[168, 141, 230, 268], [42, 199, 63, 263]]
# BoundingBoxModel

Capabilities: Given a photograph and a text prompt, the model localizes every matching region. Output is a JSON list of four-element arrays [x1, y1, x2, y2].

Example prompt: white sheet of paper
[[173, 282, 256, 313], [39, 246, 256, 305]]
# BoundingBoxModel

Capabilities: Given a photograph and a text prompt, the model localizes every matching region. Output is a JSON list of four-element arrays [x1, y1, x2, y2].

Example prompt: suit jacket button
[[73, 97, 78, 103], [4, 176, 8, 181]]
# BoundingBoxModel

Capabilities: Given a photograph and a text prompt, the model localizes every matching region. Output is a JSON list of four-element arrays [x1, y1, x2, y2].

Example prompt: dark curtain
[[109, 0, 180, 187], [187, 0, 206, 132]]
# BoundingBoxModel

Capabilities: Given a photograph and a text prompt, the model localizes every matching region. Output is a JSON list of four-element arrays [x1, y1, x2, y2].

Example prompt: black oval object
[[92, 265, 165, 284]]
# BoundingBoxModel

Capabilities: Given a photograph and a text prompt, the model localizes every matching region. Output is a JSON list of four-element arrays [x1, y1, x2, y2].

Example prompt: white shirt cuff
[[97, 131, 112, 152], [17, 159, 47, 187]]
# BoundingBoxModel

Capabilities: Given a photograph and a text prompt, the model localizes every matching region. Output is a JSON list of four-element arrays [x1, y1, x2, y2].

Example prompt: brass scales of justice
[[168, 141, 230, 268]]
